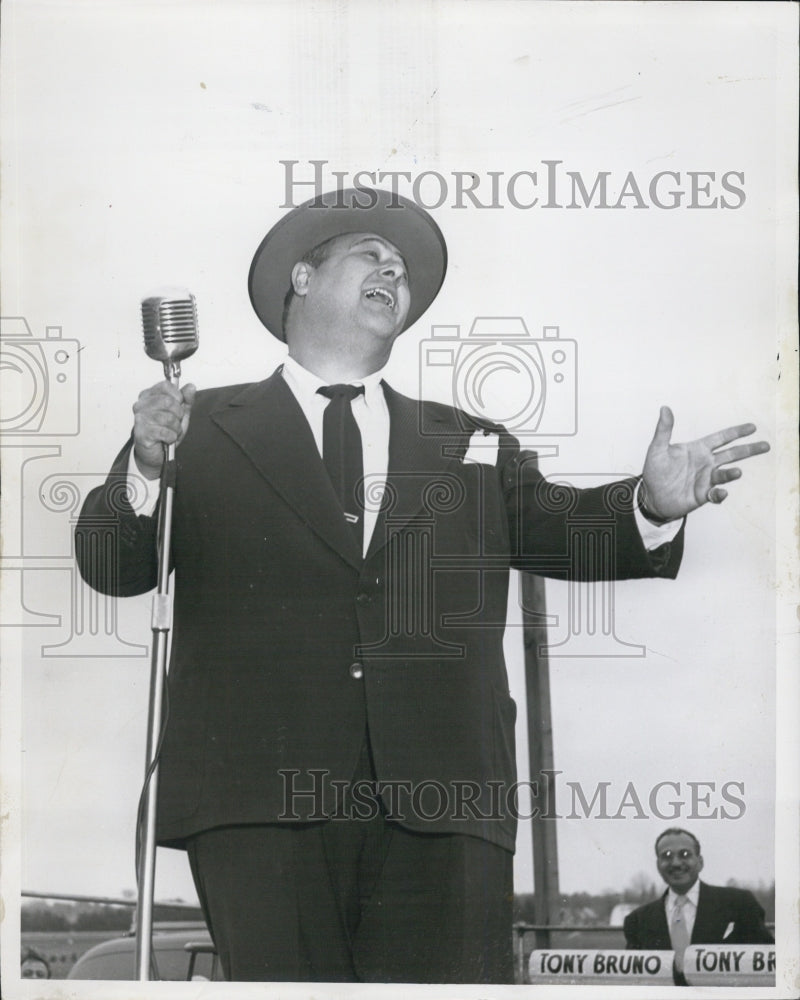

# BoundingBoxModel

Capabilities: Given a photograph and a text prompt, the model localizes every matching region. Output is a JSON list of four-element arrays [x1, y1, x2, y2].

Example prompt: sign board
[[683, 944, 776, 987], [529, 949, 674, 985]]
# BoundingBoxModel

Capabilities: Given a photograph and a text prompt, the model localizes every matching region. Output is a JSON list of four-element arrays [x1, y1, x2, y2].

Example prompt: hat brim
[[248, 188, 448, 341]]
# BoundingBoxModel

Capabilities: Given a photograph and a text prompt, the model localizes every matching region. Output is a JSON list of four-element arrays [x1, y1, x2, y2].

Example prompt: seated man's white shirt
[[666, 880, 700, 939]]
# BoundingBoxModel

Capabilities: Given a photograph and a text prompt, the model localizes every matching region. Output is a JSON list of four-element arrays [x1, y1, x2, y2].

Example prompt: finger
[[179, 387, 196, 438], [139, 423, 181, 448], [141, 408, 184, 432], [706, 486, 729, 504], [182, 383, 197, 407], [134, 381, 184, 409], [712, 441, 770, 466], [150, 380, 185, 400], [710, 467, 742, 486], [133, 393, 185, 420], [700, 422, 757, 451], [650, 405, 674, 448]]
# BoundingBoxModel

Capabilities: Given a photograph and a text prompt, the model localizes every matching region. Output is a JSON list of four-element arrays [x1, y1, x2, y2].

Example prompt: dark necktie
[[317, 384, 366, 551]]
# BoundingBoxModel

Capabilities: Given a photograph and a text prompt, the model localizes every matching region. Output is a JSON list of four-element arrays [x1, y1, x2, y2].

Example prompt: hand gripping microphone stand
[[135, 291, 198, 981]]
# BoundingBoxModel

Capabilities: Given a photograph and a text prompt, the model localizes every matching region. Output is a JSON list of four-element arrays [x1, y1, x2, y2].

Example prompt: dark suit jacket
[[76, 370, 683, 851], [623, 881, 774, 951]]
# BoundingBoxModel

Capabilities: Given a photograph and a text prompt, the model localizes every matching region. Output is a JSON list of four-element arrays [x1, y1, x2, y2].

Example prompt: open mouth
[[363, 287, 396, 309]]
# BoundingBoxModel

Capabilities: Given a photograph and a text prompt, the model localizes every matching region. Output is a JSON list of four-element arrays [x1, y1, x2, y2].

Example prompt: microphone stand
[[135, 359, 182, 981]]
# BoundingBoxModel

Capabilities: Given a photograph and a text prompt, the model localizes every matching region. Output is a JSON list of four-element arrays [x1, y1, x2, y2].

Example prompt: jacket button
[[349, 662, 364, 680], [356, 592, 370, 605]]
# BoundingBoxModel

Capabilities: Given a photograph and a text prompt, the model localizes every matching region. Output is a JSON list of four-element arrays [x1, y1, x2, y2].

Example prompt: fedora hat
[[248, 188, 448, 340]]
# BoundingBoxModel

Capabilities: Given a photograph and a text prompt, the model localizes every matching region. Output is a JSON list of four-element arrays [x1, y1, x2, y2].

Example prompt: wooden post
[[521, 570, 560, 953]]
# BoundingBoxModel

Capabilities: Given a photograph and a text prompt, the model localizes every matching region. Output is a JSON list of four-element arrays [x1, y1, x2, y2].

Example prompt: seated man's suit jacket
[[623, 881, 774, 950], [77, 370, 683, 852]]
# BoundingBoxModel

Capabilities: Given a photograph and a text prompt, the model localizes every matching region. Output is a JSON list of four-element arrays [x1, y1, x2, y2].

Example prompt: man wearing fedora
[[76, 189, 768, 983]]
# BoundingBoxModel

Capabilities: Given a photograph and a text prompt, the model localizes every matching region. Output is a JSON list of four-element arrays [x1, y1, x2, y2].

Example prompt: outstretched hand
[[640, 406, 770, 522]]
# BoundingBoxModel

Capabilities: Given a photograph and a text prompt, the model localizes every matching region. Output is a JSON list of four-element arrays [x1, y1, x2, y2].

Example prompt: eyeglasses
[[658, 848, 697, 861]]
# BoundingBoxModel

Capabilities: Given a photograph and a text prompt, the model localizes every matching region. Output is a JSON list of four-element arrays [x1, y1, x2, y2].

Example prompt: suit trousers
[[185, 742, 514, 984]]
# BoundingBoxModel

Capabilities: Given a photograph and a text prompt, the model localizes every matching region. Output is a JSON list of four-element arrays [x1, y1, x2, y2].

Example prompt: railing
[[22, 890, 201, 914]]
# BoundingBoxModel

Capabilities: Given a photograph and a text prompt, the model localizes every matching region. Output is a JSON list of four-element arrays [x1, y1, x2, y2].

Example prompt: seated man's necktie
[[317, 384, 366, 552], [669, 894, 691, 974]]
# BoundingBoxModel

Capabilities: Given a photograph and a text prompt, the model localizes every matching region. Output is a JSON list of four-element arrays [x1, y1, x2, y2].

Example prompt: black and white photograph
[[1, 1, 797, 996]]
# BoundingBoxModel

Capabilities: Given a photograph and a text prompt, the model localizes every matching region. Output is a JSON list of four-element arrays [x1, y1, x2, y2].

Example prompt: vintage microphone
[[135, 290, 198, 981], [141, 291, 199, 377]]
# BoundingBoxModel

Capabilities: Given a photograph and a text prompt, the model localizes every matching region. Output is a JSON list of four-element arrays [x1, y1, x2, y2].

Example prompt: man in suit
[[624, 828, 774, 984], [76, 188, 768, 984]]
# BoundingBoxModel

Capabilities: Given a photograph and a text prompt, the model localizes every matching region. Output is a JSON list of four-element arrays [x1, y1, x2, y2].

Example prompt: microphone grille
[[142, 290, 199, 363]]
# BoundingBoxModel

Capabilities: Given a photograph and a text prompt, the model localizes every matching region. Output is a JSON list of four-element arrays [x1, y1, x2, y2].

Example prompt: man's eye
[[659, 849, 693, 861]]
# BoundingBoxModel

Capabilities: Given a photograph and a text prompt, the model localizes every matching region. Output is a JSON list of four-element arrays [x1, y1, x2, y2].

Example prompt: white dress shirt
[[280, 356, 389, 556], [666, 880, 700, 940], [127, 359, 680, 554]]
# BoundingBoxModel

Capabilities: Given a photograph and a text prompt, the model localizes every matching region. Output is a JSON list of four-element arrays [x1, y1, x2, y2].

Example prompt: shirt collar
[[282, 355, 385, 406], [667, 879, 700, 911]]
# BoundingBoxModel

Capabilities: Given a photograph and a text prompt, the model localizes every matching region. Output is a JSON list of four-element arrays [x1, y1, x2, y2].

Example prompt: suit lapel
[[209, 370, 362, 569], [649, 892, 672, 949], [366, 384, 463, 561], [209, 375, 467, 568], [691, 881, 715, 943]]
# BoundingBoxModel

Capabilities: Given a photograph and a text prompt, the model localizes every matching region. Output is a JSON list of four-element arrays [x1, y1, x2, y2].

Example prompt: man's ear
[[291, 261, 313, 297], [697, 855, 704, 874]]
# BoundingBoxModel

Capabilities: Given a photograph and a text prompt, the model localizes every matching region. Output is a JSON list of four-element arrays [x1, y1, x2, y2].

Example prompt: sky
[[1, 0, 797, 994]]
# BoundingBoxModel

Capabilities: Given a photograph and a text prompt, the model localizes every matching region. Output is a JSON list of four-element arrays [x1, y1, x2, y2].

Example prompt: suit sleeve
[[735, 891, 774, 945], [500, 440, 684, 580], [75, 437, 160, 597], [623, 911, 641, 949]]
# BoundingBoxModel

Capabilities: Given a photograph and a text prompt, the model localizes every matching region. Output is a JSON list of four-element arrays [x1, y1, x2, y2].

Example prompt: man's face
[[21, 959, 49, 980], [656, 832, 704, 894], [296, 233, 410, 343]]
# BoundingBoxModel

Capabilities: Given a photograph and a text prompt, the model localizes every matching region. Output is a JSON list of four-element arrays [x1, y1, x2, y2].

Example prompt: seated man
[[624, 827, 773, 985]]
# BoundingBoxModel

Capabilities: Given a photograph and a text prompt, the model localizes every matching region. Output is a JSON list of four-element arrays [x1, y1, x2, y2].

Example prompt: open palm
[[641, 406, 770, 521]]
